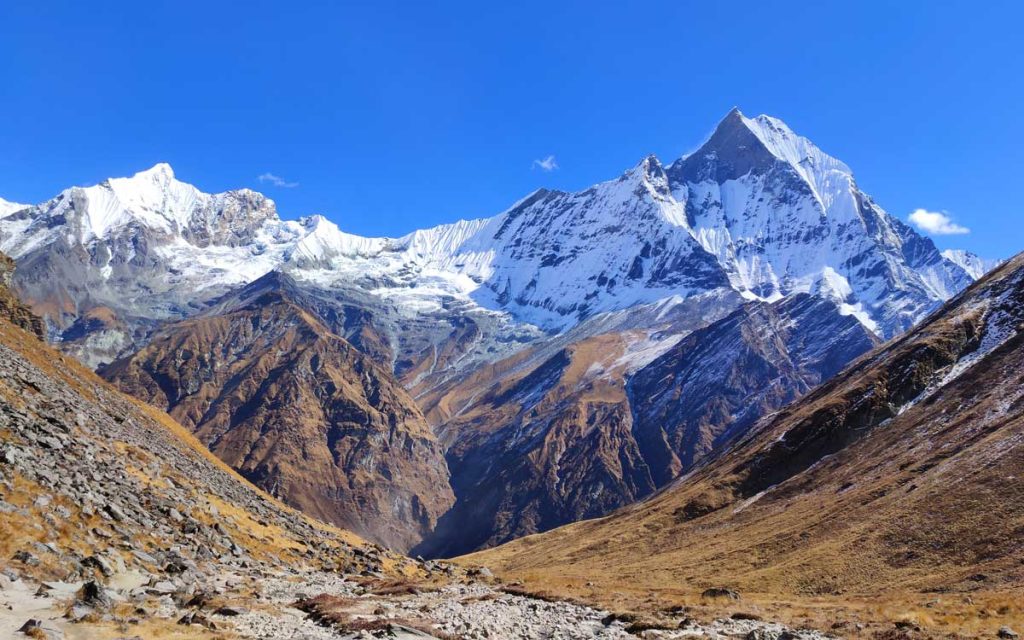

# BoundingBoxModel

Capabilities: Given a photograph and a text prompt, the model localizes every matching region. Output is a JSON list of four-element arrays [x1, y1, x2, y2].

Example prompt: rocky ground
[[1, 566, 833, 640]]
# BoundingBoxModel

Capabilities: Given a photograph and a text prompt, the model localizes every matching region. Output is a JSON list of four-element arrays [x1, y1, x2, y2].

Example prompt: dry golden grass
[[461, 568, 1024, 639], [0, 472, 99, 575]]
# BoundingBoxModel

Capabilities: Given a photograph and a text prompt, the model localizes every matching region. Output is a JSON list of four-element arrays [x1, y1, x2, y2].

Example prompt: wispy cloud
[[908, 209, 970, 235], [532, 155, 559, 172], [258, 172, 299, 188]]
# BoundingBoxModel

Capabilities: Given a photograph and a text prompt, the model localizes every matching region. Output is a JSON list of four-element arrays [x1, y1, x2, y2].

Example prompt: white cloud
[[258, 172, 299, 188], [532, 155, 559, 172], [908, 209, 970, 235]]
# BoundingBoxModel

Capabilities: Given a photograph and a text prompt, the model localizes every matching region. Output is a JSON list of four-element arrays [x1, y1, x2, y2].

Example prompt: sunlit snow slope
[[0, 110, 981, 370]]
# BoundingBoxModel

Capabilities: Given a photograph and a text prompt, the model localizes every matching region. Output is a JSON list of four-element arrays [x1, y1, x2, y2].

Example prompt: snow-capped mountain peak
[[86, 162, 205, 239], [671, 108, 856, 218], [1, 163, 283, 258], [663, 109, 974, 334], [125, 161, 176, 182]]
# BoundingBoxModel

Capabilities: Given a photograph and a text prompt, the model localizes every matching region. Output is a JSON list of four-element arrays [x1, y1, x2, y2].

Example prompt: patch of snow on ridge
[[732, 487, 773, 514], [610, 331, 686, 375], [812, 267, 880, 335], [900, 266, 1024, 415], [287, 215, 388, 263], [740, 114, 857, 216], [0, 197, 28, 218], [942, 249, 1002, 280]]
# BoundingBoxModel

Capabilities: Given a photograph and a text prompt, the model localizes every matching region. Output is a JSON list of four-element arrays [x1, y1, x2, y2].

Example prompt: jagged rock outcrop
[[628, 293, 880, 482], [417, 294, 878, 557], [0, 252, 44, 339], [101, 272, 455, 551]]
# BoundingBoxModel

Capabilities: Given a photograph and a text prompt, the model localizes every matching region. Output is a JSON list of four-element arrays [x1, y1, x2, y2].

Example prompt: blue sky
[[1, 1, 1020, 258]]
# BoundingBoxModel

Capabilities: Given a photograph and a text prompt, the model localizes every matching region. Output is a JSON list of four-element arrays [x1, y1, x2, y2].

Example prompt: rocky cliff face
[[101, 273, 455, 551], [0, 252, 44, 340], [628, 293, 880, 483], [416, 293, 878, 557]]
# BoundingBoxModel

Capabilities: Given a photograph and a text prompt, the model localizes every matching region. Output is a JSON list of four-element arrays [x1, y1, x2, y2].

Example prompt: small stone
[[999, 627, 1019, 640], [67, 604, 93, 621], [1, 446, 20, 465], [701, 587, 740, 600], [77, 580, 113, 609], [12, 550, 40, 566], [105, 503, 127, 522], [82, 554, 114, 577], [131, 549, 157, 564], [18, 619, 41, 633], [37, 435, 64, 450], [146, 580, 177, 595], [178, 611, 217, 630], [213, 605, 248, 616]]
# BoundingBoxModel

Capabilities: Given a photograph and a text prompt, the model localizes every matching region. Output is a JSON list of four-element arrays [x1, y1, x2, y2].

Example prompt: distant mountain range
[[0, 109, 1001, 553]]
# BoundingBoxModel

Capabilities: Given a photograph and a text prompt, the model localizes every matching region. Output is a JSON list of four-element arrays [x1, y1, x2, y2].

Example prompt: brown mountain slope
[[416, 294, 877, 557], [101, 273, 454, 551], [466, 254, 1024, 611], [0, 266, 416, 590]]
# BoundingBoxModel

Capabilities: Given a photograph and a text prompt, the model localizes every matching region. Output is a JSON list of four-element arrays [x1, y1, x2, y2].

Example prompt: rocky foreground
[[1, 567, 832, 640]]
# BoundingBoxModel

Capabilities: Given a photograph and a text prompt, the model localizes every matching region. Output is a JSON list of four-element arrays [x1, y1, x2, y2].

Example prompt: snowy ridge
[[741, 113, 855, 212], [0, 109, 986, 368], [941, 249, 1001, 280], [0, 197, 28, 219], [427, 155, 726, 330]]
